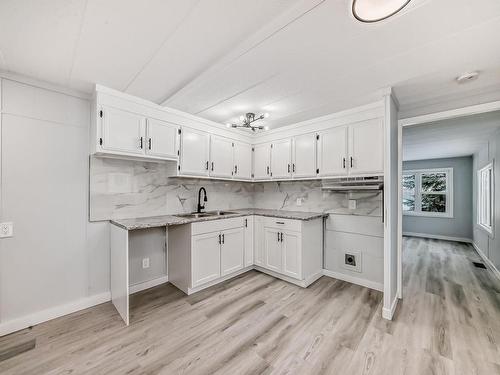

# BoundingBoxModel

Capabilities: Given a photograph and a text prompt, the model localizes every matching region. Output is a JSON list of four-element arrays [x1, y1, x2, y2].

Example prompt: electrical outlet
[[348, 199, 357, 210], [342, 251, 362, 273], [0, 222, 13, 238], [142, 258, 150, 269], [296, 197, 302, 206]]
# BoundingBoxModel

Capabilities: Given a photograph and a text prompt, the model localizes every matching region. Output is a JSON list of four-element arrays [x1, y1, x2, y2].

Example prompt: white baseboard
[[382, 295, 399, 320], [403, 232, 472, 243], [129, 275, 168, 294], [472, 242, 500, 282], [322, 269, 383, 292], [0, 292, 111, 337]]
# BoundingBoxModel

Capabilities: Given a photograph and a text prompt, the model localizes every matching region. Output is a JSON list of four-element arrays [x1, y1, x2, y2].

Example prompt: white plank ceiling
[[1, 0, 500, 129]]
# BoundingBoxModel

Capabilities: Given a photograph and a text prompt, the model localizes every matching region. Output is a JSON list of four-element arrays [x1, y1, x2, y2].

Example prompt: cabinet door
[[244, 216, 254, 267], [101, 106, 146, 155], [192, 232, 221, 287], [292, 133, 316, 178], [348, 119, 384, 175], [221, 227, 245, 276], [210, 135, 234, 178], [233, 141, 253, 180], [180, 127, 209, 176], [271, 139, 292, 179], [282, 231, 301, 280], [317, 126, 348, 177], [254, 216, 265, 266], [145, 118, 178, 159], [264, 228, 282, 273], [253, 143, 271, 180]]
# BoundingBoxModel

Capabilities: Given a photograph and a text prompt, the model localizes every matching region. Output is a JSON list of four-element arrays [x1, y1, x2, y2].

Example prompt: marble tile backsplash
[[90, 157, 382, 221], [252, 180, 382, 216], [89, 157, 253, 221]]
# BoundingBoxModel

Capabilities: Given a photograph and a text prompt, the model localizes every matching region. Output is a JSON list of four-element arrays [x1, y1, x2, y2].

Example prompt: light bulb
[[239, 115, 245, 121], [264, 126, 269, 131], [264, 113, 270, 118], [226, 123, 232, 128]]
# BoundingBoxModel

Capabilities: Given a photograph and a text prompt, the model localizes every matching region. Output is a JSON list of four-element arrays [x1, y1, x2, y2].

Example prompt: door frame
[[397, 100, 500, 300]]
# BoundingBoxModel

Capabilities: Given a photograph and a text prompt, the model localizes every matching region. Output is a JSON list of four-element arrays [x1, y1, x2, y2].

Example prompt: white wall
[[473, 128, 500, 273], [0, 78, 109, 333]]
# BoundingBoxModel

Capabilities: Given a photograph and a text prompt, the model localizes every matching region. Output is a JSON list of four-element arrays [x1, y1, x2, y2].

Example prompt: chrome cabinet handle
[[343, 157, 346, 169], [148, 138, 152, 150], [280, 232, 283, 242], [222, 233, 225, 244], [267, 166, 270, 175], [206, 161, 209, 170], [350, 157, 353, 168], [277, 232, 280, 242], [288, 164, 290, 173], [139, 137, 143, 149], [276, 221, 285, 224], [211, 162, 214, 171]]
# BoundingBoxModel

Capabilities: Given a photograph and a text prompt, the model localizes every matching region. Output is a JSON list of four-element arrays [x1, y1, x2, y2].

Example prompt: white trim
[[382, 295, 398, 320], [472, 242, 500, 282], [400, 100, 500, 127], [0, 70, 90, 100], [403, 232, 472, 243], [0, 292, 111, 337], [188, 266, 253, 294], [129, 276, 168, 294], [477, 161, 494, 235], [322, 269, 383, 292]]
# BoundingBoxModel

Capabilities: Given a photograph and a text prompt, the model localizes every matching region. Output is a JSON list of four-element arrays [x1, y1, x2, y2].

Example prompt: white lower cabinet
[[221, 227, 245, 276], [168, 217, 249, 294], [192, 232, 221, 287], [168, 215, 323, 295], [264, 228, 282, 272], [256, 216, 322, 286]]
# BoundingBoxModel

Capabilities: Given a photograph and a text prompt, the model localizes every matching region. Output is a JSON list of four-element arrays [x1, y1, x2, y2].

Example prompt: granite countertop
[[110, 208, 327, 230]]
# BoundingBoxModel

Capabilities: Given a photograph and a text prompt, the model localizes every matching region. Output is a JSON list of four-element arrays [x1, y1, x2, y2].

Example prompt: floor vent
[[472, 262, 487, 269]]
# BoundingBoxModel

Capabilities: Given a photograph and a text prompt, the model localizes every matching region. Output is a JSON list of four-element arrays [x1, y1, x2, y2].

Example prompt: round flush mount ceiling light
[[352, 0, 412, 23], [456, 71, 479, 84]]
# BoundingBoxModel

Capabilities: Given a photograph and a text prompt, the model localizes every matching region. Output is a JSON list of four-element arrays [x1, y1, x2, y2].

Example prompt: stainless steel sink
[[174, 210, 238, 219]]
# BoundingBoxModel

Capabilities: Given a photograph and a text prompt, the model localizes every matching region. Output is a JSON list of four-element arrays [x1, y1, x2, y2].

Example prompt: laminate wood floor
[[1, 237, 499, 374]]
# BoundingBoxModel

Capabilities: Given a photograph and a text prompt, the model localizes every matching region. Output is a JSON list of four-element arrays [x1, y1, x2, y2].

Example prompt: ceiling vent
[[456, 71, 479, 84]]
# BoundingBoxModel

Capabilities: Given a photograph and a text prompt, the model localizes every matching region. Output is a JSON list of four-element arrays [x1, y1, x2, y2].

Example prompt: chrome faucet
[[197, 187, 207, 213]]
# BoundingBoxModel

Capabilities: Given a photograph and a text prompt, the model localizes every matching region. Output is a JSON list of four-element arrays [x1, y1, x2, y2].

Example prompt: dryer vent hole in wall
[[472, 261, 487, 269], [342, 251, 362, 273], [345, 253, 357, 267]]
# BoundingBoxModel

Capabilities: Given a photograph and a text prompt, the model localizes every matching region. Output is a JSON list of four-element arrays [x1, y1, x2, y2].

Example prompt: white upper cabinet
[[317, 125, 348, 177], [271, 138, 292, 179], [348, 118, 384, 175], [179, 127, 210, 176], [210, 135, 234, 178], [145, 118, 178, 159], [253, 143, 271, 180], [292, 133, 317, 178], [101, 106, 146, 155], [233, 141, 253, 180]]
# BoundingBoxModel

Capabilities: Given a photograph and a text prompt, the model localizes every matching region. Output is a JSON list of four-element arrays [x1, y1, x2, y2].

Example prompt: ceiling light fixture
[[456, 71, 479, 84], [352, 0, 411, 23], [226, 112, 269, 132]]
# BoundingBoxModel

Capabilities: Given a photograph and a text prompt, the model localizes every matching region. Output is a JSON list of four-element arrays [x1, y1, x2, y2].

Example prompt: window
[[402, 168, 453, 217], [477, 162, 493, 234]]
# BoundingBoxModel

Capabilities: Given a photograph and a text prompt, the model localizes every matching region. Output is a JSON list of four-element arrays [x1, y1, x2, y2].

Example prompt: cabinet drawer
[[261, 216, 301, 232], [191, 217, 246, 235]]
